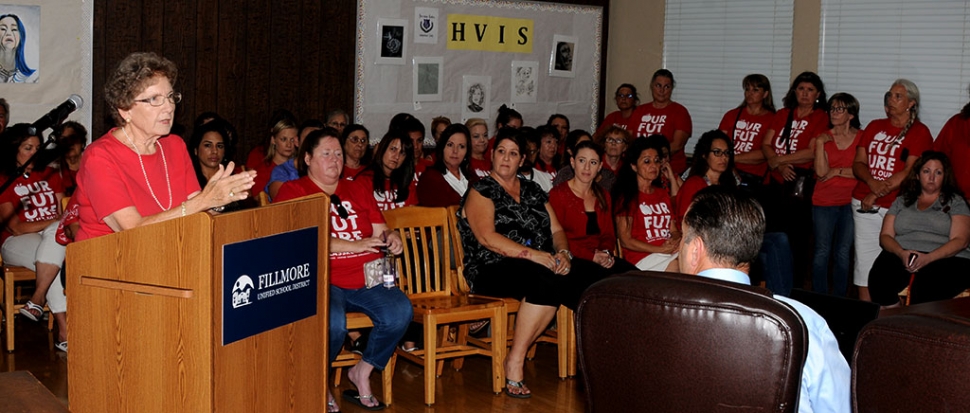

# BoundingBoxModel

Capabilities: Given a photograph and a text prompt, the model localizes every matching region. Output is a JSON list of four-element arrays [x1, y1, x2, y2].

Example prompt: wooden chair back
[[383, 206, 452, 299]]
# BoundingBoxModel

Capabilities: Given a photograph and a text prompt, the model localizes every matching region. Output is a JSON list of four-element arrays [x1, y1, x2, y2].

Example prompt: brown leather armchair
[[852, 312, 970, 412], [576, 272, 807, 413]]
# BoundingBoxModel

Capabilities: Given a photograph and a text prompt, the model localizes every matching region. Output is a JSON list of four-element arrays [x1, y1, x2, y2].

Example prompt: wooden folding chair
[[384, 206, 507, 405], [1, 257, 52, 352], [446, 205, 577, 379]]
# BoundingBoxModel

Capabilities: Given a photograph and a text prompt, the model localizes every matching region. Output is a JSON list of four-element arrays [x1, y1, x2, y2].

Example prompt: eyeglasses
[[615, 93, 635, 99], [605, 138, 626, 145], [348, 137, 368, 145], [330, 194, 349, 219], [133, 92, 182, 106], [830, 106, 848, 114], [710, 149, 730, 158], [328, 121, 347, 129]]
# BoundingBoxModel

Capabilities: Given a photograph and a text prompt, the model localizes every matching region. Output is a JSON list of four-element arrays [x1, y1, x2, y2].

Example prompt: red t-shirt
[[548, 182, 616, 261], [343, 164, 366, 180], [852, 118, 933, 208], [58, 167, 79, 194], [0, 167, 64, 245], [415, 158, 433, 180], [470, 157, 491, 178], [812, 129, 863, 207], [719, 107, 775, 177], [674, 175, 709, 223], [600, 154, 623, 176], [767, 108, 828, 182], [75, 131, 200, 242], [597, 109, 637, 135], [252, 160, 279, 199], [934, 114, 970, 196], [618, 188, 673, 264], [245, 144, 267, 171], [351, 170, 418, 211], [275, 176, 384, 289], [630, 102, 692, 174]]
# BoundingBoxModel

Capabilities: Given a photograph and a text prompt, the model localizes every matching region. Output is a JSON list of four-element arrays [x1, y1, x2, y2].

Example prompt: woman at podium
[[73, 52, 256, 242], [276, 128, 412, 411]]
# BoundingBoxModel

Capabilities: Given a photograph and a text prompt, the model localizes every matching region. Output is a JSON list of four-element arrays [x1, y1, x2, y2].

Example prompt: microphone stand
[[0, 122, 63, 199]]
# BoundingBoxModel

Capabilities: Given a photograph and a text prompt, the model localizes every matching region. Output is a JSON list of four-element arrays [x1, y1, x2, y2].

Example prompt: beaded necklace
[[121, 126, 172, 211]]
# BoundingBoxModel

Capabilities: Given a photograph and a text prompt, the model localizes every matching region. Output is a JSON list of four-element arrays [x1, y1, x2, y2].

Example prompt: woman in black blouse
[[458, 127, 609, 399]]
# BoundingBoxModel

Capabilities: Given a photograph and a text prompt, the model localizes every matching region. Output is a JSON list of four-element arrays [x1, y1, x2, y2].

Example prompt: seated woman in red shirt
[[550, 140, 636, 272], [465, 118, 491, 178], [354, 131, 417, 211], [417, 123, 478, 207], [275, 128, 411, 411], [612, 137, 681, 271]]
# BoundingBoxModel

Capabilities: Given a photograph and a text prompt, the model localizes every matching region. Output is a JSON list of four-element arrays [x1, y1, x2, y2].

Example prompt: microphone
[[29, 94, 83, 135]]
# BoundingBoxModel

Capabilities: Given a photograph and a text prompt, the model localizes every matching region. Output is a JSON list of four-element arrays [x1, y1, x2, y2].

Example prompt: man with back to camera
[[679, 187, 850, 413]]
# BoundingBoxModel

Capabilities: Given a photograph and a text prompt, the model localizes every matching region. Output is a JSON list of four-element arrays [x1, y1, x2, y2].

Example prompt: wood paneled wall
[[93, 0, 607, 163]]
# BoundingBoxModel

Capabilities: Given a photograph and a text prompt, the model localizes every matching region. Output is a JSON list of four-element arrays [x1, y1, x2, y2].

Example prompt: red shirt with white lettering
[[0, 167, 64, 245], [719, 107, 775, 177], [275, 176, 384, 289], [470, 157, 491, 178], [352, 170, 418, 211], [630, 102, 693, 174], [618, 188, 673, 264], [766, 108, 829, 183], [852, 118, 933, 208]]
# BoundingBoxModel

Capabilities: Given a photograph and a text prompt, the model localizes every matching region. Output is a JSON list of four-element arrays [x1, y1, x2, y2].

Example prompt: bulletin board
[[355, 0, 602, 143]]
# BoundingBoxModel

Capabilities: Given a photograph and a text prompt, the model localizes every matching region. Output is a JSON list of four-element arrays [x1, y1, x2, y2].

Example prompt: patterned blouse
[[458, 176, 553, 291]]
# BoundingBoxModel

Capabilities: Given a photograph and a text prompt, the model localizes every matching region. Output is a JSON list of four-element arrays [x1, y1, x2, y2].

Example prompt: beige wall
[[605, 0, 821, 111]]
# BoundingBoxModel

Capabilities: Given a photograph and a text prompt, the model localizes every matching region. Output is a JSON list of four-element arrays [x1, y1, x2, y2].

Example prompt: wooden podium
[[66, 195, 330, 413]]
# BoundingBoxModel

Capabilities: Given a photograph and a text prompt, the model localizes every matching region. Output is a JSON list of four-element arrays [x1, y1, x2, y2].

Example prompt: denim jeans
[[812, 204, 853, 296], [329, 285, 412, 369], [760, 232, 794, 297]]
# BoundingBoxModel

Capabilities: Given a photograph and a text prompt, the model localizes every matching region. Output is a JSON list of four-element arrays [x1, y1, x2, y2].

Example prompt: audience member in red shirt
[[630, 69, 693, 174], [342, 124, 371, 179]]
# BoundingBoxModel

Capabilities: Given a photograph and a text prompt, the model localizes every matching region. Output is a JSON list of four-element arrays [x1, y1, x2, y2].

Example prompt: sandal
[[55, 341, 67, 353], [18, 300, 43, 322], [504, 379, 532, 399], [326, 398, 340, 413], [469, 319, 490, 335], [341, 389, 385, 411]]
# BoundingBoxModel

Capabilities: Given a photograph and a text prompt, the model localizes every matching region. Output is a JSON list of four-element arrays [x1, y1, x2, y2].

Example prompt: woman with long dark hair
[[417, 123, 477, 207], [612, 136, 680, 271], [675, 130, 738, 221], [356, 130, 417, 210], [719, 74, 775, 189]]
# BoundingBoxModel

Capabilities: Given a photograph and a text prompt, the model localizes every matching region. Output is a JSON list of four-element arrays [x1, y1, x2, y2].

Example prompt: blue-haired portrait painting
[[0, 7, 39, 84]]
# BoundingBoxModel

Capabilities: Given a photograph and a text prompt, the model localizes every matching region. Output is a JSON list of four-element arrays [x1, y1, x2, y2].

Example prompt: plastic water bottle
[[381, 247, 396, 289]]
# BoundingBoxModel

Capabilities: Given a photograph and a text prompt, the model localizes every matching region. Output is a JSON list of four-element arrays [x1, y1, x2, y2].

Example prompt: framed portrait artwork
[[549, 34, 577, 78], [510, 61, 538, 104], [412, 56, 443, 101], [461, 75, 490, 122], [376, 18, 407, 64]]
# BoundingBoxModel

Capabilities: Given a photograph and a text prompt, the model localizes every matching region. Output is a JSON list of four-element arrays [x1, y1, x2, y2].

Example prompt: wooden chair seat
[[2, 264, 52, 352], [331, 312, 396, 405]]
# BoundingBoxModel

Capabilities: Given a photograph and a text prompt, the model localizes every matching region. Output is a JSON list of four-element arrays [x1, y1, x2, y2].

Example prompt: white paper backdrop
[[356, 0, 602, 144]]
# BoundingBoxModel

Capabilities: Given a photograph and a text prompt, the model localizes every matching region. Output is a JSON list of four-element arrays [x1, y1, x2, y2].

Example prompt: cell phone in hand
[[908, 252, 918, 267]]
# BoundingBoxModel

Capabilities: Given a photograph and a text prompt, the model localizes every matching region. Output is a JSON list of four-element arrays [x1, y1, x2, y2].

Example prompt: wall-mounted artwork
[[0, 5, 40, 83], [510, 61, 538, 104], [549, 34, 577, 78], [377, 18, 407, 64], [413, 56, 443, 101]]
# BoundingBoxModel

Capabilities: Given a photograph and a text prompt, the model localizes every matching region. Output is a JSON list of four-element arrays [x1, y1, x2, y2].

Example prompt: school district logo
[[231, 275, 254, 308], [420, 17, 434, 33]]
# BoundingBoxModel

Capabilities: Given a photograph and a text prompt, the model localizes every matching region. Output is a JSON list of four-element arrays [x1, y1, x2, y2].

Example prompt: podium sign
[[222, 226, 318, 345]]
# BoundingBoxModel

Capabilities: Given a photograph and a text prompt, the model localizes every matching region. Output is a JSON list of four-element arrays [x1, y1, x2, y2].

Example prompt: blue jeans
[[760, 232, 794, 297], [329, 285, 413, 370], [812, 205, 853, 296]]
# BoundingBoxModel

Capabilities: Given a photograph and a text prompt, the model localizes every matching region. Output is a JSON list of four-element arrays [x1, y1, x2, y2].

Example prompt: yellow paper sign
[[446, 14, 533, 53]]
